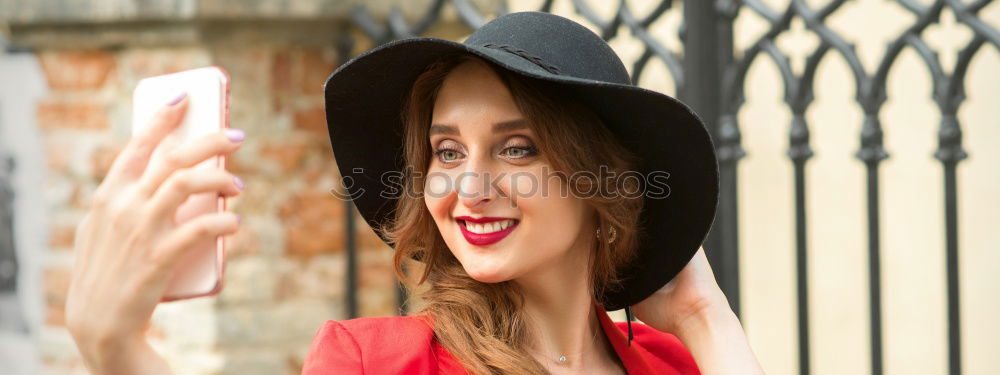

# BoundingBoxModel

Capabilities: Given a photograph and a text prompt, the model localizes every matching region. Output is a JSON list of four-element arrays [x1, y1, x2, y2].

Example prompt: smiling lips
[[455, 216, 520, 246]]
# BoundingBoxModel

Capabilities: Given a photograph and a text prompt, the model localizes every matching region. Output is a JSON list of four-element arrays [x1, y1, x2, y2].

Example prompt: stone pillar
[[0, 1, 476, 373]]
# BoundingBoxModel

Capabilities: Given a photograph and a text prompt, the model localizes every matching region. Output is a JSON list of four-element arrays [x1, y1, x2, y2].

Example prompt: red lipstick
[[455, 216, 519, 246]]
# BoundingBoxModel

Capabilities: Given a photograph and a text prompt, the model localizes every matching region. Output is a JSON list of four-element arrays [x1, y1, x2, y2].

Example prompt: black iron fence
[[335, 1, 998, 375]]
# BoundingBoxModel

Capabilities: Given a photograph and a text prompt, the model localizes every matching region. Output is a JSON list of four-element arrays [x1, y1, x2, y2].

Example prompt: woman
[[66, 11, 763, 375]]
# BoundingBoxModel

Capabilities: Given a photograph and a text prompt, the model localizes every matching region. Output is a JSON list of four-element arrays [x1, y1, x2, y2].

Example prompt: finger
[[147, 167, 244, 221], [106, 93, 190, 183], [136, 129, 244, 197], [152, 212, 240, 270]]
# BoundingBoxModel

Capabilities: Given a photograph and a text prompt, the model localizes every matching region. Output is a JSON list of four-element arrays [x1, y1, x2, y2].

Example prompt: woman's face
[[423, 59, 594, 283]]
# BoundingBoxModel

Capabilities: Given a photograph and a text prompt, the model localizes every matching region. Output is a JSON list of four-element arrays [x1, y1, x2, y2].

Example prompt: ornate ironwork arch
[[335, 2, 998, 374]]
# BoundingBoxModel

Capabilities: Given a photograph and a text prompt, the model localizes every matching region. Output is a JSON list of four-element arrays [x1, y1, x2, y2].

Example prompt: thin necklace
[[528, 319, 603, 365]]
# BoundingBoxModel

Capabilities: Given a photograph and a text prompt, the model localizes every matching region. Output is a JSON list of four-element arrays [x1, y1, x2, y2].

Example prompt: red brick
[[359, 258, 393, 290], [305, 137, 336, 180], [284, 221, 343, 257], [293, 106, 327, 134], [43, 267, 71, 326], [37, 98, 108, 130], [45, 137, 70, 172], [302, 165, 327, 186], [295, 50, 336, 96], [271, 51, 292, 112], [69, 185, 86, 210], [49, 224, 76, 249], [90, 142, 124, 182], [279, 189, 345, 257], [38, 50, 116, 90], [302, 156, 340, 187], [260, 138, 310, 172], [46, 304, 66, 327]]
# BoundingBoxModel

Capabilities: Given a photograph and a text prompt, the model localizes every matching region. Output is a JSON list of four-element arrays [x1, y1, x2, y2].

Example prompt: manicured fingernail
[[233, 175, 245, 190], [225, 129, 245, 142], [236, 215, 243, 224], [167, 92, 187, 106]]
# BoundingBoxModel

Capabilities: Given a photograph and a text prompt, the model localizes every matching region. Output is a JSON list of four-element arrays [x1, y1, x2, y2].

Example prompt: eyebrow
[[429, 118, 529, 136]]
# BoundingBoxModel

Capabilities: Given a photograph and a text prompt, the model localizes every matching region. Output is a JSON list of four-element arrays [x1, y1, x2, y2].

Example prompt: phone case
[[131, 66, 231, 302]]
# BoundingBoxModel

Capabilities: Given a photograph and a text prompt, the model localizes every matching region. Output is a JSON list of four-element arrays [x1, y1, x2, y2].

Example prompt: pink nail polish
[[233, 175, 245, 190], [167, 92, 187, 106], [225, 129, 245, 142]]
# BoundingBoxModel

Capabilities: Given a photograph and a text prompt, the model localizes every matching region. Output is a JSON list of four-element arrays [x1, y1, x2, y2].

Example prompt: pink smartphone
[[131, 67, 231, 302]]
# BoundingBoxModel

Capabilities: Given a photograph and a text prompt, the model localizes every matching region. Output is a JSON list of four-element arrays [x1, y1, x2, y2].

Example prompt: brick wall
[[0, 0, 483, 371], [33, 45, 402, 374]]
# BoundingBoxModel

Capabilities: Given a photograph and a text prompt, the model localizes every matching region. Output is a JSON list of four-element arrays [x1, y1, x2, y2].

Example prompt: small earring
[[595, 226, 617, 244]]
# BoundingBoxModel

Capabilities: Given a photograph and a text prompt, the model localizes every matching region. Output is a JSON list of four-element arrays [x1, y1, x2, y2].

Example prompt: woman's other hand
[[65, 93, 244, 374], [631, 247, 729, 334], [632, 247, 764, 374]]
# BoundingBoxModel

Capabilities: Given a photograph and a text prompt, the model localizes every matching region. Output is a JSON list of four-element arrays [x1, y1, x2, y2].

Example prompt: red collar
[[428, 301, 661, 374], [594, 300, 658, 375]]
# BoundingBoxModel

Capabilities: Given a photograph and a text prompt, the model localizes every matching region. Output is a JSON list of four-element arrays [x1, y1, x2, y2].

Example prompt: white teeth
[[463, 219, 516, 234]]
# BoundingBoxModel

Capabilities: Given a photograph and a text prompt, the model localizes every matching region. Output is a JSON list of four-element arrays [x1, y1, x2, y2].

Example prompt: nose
[[457, 159, 498, 212]]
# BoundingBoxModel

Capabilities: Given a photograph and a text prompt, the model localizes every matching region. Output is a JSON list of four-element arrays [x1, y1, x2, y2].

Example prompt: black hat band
[[481, 43, 561, 75]]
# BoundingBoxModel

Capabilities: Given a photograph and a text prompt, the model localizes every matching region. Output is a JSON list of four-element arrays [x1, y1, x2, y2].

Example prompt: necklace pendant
[[558, 355, 567, 363]]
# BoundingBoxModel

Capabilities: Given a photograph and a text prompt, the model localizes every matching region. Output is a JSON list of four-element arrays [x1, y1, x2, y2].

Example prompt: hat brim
[[324, 37, 719, 311]]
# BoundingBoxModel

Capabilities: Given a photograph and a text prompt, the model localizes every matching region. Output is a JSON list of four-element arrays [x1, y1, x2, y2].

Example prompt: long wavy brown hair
[[380, 52, 645, 374]]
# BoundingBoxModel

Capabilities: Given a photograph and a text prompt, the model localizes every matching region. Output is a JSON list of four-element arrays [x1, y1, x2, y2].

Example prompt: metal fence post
[[682, 0, 742, 318]]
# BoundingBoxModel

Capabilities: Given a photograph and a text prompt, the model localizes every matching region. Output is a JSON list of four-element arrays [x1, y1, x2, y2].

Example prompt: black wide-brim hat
[[324, 11, 719, 311]]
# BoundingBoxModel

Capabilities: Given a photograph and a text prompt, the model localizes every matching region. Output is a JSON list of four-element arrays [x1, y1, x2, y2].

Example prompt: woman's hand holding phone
[[65, 94, 243, 374]]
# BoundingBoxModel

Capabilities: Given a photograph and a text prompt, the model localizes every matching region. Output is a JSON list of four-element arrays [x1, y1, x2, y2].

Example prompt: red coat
[[302, 301, 701, 374]]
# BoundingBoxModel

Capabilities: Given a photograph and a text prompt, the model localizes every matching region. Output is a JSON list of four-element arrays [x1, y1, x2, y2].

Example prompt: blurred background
[[0, 0, 997, 374]]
